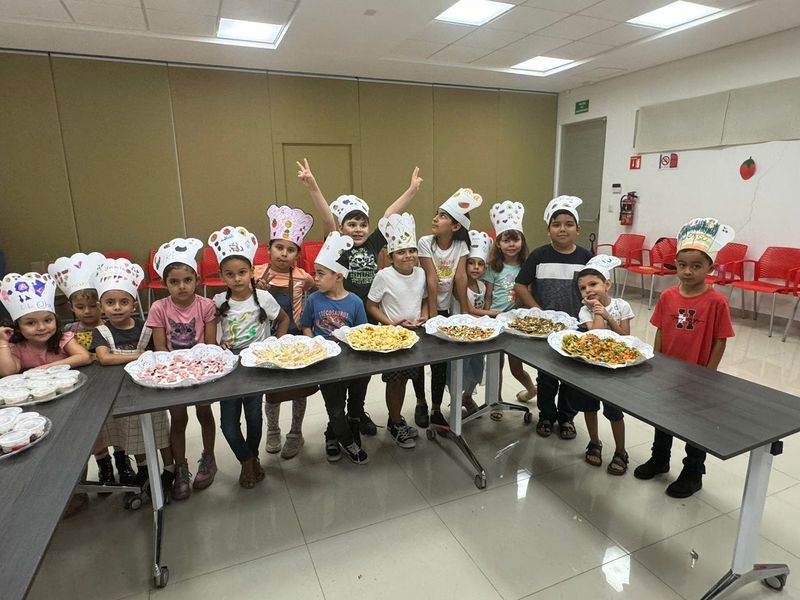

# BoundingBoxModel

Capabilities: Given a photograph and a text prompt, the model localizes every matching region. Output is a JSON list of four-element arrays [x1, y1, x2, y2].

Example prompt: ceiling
[[1, 0, 799, 92]]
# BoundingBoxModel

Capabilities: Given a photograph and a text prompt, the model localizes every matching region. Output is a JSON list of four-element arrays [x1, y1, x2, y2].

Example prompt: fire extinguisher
[[619, 191, 637, 226]]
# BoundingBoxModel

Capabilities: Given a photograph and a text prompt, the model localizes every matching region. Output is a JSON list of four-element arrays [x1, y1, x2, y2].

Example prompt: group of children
[[0, 162, 736, 513]]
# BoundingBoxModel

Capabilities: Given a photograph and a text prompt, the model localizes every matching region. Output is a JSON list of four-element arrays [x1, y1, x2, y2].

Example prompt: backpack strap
[[136, 326, 153, 354]]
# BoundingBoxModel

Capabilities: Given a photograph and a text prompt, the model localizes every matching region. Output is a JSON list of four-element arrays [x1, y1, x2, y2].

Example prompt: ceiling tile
[[145, 0, 220, 16], [456, 26, 527, 50], [588, 66, 627, 78], [0, 0, 72, 22], [146, 8, 217, 36], [471, 33, 571, 67], [579, 22, 658, 45], [579, 0, 671, 22], [386, 39, 447, 60], [535, 14, 617, 39], [549, 40, 613, 59], [524, 0, 598, 11], [429, 44, 492, 63], [485, 5, 569, 33], [221, 0, 295, 23], [64, 0, 146, 29], [411, 21, 475, 44]]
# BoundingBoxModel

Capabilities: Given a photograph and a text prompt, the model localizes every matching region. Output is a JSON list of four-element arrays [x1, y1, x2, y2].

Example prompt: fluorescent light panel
[[512, 56, 573, 73], [435, 0, 514, 26], [628, 1, 720, 29], [217, 18, 282, 43]]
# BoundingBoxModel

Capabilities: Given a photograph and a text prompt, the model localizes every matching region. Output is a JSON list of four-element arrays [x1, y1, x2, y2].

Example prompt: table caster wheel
[[523, 412, 533, 424], [426, 428, 436, 441], [762, 574, 786, 591], [474, 473, 487, 489], [124, 494, 143, 511], [155, 566, 169, 588]]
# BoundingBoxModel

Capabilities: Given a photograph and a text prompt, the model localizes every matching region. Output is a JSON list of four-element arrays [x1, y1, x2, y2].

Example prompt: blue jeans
[[462, 355, 484, 396], [220, 394, 263, 462]]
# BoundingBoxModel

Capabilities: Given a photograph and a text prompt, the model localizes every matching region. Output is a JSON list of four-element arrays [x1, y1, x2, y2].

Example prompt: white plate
[[497, 308, 579, 339], [332, 324, 420, 353], [240, 335, 341, 369], [0, 416, 52, 460], [0, 372, 88, 408], [124, 344, 238, 388], [547, 329, 654, 369], [424, 314, 505, 343]]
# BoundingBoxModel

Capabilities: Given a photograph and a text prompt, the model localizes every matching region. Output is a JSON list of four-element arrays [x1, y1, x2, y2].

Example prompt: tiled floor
[[27, 296, 800, 600]]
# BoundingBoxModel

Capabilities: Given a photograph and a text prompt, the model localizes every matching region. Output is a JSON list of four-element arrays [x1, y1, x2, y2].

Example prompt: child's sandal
[[490, 410, 503, 421], [607, 451, 629, 476], [536, 418, 552, 437], [559, 420, 577, 440], [585, 442, 603, 467], [239, 459, 257, 489]]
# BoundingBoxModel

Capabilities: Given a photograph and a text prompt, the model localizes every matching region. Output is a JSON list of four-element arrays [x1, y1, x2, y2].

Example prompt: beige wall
[[0, 53, 557, 274]]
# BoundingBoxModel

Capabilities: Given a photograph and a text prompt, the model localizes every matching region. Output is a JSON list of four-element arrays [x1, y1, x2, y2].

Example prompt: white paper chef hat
[[94, 259, 145, 299], [208, 226, 258, 265], [468, 231, 493, 264], [330, 195, 369, 225], [580, 255, 622, 281], [439, 188, 483, 230], [1, 273, 57, 321], [315, 232, 353, 276], [544, 195, 583, 224], [677, 217, 735, 261], [153, 238, 203, 279], [490, 201, 525, 236], [47, 252, 106, 299], [267, 205, 314, 247], [379, 213, 417, 254]]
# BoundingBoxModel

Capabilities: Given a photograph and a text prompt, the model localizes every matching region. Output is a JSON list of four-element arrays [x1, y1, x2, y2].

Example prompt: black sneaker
[[429, 410, 449, 430], [326, 437, 342, 462], [96, 455, 115, 495], [666, 470, 702, 498], [415, 402, 429, 428], [358, 412, 378, 436], [114, 451, 137, 485], [387, 419, 416, 449], [341, 442, 369, 465], [633, 457, 670, 480]]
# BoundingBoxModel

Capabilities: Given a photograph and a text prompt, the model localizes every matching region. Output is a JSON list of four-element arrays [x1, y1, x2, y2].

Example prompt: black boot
[[96, 455, 115, 495], [114, 451, 137, 485]]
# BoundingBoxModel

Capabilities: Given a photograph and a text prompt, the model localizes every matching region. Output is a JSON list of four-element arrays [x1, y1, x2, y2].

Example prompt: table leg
[[700, 443, 788, 599], [140, 413, 169, 589], [462, 352, 531, 425]]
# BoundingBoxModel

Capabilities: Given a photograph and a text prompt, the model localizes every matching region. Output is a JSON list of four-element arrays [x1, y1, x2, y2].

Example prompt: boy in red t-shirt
[[634, 218, 736, 498]]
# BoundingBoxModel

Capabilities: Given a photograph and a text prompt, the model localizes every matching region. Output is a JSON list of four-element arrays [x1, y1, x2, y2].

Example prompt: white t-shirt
[[367, 266, 427, 323], [578, 297, 635, 327], [417, 235, 469, 311], [451, 280, 486, 315], [214, 289, 281, 350]]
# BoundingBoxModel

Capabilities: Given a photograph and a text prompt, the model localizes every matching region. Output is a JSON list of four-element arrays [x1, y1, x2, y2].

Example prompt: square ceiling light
[[511, 56, 574, 75], [628, 1, 720, 28], [217, 18, 283, 44], [435, 0, 514, 26]]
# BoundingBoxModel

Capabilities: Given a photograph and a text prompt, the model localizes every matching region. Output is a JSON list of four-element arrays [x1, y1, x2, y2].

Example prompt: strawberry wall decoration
[[740, 157, 756, 180]]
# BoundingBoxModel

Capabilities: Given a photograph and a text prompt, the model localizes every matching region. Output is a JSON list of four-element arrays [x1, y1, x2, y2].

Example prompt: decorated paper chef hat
[[330, 195, 369, 224], [580, 254, 622, 281], [379, 213, 416, 254], [315, 232, 353, 276], [267, 204, 314, 247], [468, 230, 493, 264], [490, 201, 525, 235], [153, 238, 203, 279], [677, 217, 735, 261], [544, 195, 583, 224], [47, 252, 106, 299], [208, 226, 258, 265], [94, 259, 145, 299], [1, 273, 57, 321], [440, 188, 483, 230]]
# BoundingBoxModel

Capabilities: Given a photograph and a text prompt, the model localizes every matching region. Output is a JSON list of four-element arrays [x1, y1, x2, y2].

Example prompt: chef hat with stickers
[[330, 195, 369, 225], [153, 238, 203, 279], [208, 226, 258, 266], [47, 252, 106, 299], [93, 259, 145, 299], [677, 217, 735, 262], [468, 231, 493, 264], [440, 188, 483, 230], [379, 213, 416, 254], [579, 254, 622, 281], [543, 195, 583, 224], [267, 204, 314, 248], [490, 201, 525, 236], [315, 232, 354, 276], [1, 273, 57, 321]]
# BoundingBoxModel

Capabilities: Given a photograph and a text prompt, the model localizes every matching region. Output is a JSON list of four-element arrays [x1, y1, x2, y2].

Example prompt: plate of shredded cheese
[[333, 324, 419, 353], [240, 335, 341, 369]]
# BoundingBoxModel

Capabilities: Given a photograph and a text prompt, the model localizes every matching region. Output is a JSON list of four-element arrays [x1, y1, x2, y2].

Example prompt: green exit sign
[[575, 99, 589, 114]]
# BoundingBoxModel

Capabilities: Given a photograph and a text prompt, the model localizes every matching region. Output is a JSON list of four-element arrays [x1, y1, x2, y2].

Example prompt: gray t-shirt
[[515, 244, 594, 317]]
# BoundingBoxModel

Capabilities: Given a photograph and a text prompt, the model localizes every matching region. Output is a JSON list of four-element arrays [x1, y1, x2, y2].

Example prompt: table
[[0, 365, 125, 600]]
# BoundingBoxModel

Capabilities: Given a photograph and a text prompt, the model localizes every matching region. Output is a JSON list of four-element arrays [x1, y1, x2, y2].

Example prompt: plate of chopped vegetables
[[547, 329, 653, 369]]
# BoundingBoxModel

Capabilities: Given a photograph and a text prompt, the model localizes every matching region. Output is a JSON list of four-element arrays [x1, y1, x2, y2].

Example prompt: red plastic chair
[[729, 247, 800, 336], [253, 243, 270, 267], [201, 247, 225, 296], [143, 249, 167, 308], [300, 240, 324, 274], [782, 268, 800, 342], [595, 234, 645, 295], [624, 237, 677, 309], [705, 242, 748, 288]]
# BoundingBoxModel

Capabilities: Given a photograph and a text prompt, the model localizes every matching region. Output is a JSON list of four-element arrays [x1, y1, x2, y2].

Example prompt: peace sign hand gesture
[[409, 166, 423, 193], [296, 158, 319, 191]]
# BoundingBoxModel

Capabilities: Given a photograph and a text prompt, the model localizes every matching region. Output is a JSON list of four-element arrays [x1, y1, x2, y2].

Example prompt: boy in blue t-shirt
[[301, 232, 368, 465], [514, 196, 593, 440]]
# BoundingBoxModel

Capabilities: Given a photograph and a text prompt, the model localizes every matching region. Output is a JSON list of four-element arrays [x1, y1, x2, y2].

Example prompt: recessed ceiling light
[[511, 56, 573, 74], [627, 1, 720, 29], [217, 18, 283, 44], [435, 0, 514, 26]]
